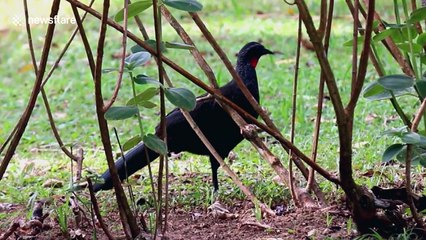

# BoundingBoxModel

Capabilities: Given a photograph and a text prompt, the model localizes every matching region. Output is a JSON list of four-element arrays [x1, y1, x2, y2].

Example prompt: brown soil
[[0, 200, 356, 240]]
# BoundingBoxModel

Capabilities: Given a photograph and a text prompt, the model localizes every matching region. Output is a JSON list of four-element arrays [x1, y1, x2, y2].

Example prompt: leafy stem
[[129, 71, 145, 137]]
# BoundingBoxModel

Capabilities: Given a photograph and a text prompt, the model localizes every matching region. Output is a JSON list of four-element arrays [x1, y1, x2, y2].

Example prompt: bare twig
[[241, 221, 272, 230], [317, 0, 328, 39], [87, 178, 116, 240], [0, 0, 61, 180], [406, 98, 426, 228], [66, 0, 339, 186], [350, 0, 359, 97], [0, 221, 19, 240], [295, 0, 349, 190], [289, 15, 303, 207], [90, 0, 139, 238], [362, 0, 415, 77], [181, 111, 275, 216], [161, 6, 218, 88], [152, 0, 168, 235], [347, 0, 375, 113], [161, 6, 276, 213], [103, 0, 128, 111], [70, 4, 95, 77], [41, 0, 94, 88], [307, 0, 334, 203], [189, 11, 327, 203]]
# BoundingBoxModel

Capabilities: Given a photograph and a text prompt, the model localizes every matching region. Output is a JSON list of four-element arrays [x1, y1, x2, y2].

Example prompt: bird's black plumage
[[94, 42, 273, 192]]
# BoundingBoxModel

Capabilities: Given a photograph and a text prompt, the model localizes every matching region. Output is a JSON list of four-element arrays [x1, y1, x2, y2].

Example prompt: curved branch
[[0, 0, 61, 180], [103, 0, 128, 111], [66, 0, 340, 185]]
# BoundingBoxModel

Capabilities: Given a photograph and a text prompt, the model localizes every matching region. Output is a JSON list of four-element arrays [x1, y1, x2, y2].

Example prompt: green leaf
[[125, 51, 151, 69], [102, 68, 129, 74], [165, 41, 195, 50], [408, 7, 426, 24], [377, 74, 414, 91], [384, 22, 406, 29], [417, 33, 426, 46], [134, 74, 164, 87], [127, 87, 159, 106], [143, 134, 168, 155], [104, 106, 138, 120], [382, 143, 405, 162], [123, 135, 142, 151], [103, 68, 118, 74], [362, 81, 412, 100], [414, 154, 426, 166], [396, 42, 423, 54], [115, 0, 153, 22], [373, 28, 396, 42], [163, 0, 203, 12], [165, 87, 196, 111], [343, 36, 364, 47], [131, 40, 167, 53], [416, 80, 426, 98], [400, 26, 418, 41], [395, 145, 426, 165], [372, 20, 380, 30], [383, 126, 409, 137], [139, 101, 157, 108], [400, 132, 426, 145]]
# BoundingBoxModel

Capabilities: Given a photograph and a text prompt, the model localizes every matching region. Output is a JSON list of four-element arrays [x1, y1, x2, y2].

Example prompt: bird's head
[[237, 42, 273, 68]]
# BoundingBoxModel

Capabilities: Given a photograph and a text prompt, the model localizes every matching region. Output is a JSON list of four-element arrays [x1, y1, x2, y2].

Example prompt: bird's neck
[[235, 62, 259, 99]]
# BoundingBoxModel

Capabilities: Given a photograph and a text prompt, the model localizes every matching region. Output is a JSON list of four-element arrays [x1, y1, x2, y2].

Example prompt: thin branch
[[189, 12, 282, 143], [362, 0, 415, 77], [347, 0, 375, 113], [295, 0, 346, 129], [161, 6, 278, 212], [41, 0, 94, 88], [160, 6, 274, 216], [161, 6, 218, 88], [289, 15, 303, 207], [351, 0, 359, 97], [406, 98, 426, 228], [87, 178, 116, 240], [307, 0, 334, 202], [317, 0, 327, 39], [70, 4, 96, 78], [0, 0, 61, 180], [152, 0, 168, 235], [181, 110, 275, 216], [411, 0, 423, 34], [404, 145, 424, 228], [0, 126, 17, 155], [188, 12, 328, 198], [23, 0, 86, 162], [66, 0, 340, 186], [91, 0, 138, 238], [103, 0, 128, 111]]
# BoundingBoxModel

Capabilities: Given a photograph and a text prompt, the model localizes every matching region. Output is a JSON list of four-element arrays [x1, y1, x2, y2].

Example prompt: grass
[[0, 0, 419, 235]]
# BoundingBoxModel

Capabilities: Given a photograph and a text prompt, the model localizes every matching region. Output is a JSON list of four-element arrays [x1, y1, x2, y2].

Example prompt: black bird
[[94, 42, 273, 192]]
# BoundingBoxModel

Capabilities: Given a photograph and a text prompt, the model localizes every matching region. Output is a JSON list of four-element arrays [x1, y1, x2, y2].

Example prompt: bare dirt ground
[[1, 199, 356, 240]]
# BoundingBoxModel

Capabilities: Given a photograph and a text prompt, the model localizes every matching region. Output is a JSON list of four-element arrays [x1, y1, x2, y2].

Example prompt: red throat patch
[[250, 58, 258, 68]]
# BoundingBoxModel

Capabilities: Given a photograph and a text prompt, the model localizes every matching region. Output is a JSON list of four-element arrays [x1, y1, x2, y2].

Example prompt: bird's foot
[[208, 201, 237, 219]]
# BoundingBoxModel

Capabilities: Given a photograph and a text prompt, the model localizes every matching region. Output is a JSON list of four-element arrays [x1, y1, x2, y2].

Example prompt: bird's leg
[[210, 156, 220, 193]]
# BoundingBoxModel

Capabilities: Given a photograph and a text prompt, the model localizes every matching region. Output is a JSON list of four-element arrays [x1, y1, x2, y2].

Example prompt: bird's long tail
[[93, 143, 159, 191]]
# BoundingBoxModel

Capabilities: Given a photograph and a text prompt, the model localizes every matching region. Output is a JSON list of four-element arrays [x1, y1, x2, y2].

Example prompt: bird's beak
[[263, 48, 274, 55]]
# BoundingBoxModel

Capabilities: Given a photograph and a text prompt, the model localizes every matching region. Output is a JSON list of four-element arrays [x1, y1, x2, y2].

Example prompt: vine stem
[[0, 0, 60, 180]]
